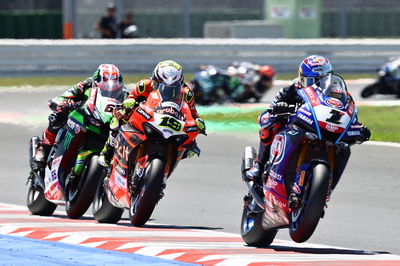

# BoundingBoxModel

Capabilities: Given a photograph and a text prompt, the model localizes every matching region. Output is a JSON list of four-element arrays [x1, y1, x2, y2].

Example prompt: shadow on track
[[117, 218, 223, 231], [50, 215, 223, 231], [255, 244, 391, 256]]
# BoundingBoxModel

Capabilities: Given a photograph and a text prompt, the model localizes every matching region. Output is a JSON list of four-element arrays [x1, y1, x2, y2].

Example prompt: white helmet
[[152, 60, 183, 85]]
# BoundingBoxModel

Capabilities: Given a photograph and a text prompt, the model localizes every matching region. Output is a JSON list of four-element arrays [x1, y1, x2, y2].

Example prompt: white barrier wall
[[1, 38, 400, 75]]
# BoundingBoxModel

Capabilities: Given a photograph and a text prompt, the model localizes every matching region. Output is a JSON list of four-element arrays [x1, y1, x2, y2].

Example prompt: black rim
[[243, 211, 256, 234], [290, 180, 311, 232]]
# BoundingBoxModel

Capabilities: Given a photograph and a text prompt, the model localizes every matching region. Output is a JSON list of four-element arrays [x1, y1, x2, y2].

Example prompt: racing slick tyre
[[92, 171, 123, 224], [129, 158, 165, 227], [241, 194, 277, 247], [289, 163, 329, 243], [65, 155, 102, 219], [26, 173, 57, 216]]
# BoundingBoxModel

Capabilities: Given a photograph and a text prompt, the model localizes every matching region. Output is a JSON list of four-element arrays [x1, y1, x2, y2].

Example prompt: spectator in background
[[96, 2, 118, 39], [119, 12, 139, 38]]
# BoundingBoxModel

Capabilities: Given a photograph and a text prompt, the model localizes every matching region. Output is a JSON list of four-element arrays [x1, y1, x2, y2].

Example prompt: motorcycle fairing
[[107, 125, 147, 208], [263, 128, 307, 229], [85, 87, 122, 124], [296, 87, 358, 143], [44, 115, 86, 203]]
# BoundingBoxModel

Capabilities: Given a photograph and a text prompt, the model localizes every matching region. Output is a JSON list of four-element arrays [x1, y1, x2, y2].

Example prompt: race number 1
[[326, 109, 344, 124]]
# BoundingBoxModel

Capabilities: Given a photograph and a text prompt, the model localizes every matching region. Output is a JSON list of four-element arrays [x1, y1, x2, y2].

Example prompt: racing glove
[[272, 102, 291, 114], [48, 112, 68, 129], [196, 118, 206, 134], [123, 98, 136, 109], [56, 99, 75, 113]]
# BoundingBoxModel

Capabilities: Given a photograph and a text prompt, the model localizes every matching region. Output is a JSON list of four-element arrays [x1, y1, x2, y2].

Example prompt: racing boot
[[33, 143, 52, 170], [98, 141, 114, 167], [244, 161, 262, 184]]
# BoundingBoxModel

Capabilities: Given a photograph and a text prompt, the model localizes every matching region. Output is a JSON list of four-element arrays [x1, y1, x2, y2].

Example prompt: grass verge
[[199, 105, 399, 143], [0, 74, 195, 87], [0, 73, 375, 87]]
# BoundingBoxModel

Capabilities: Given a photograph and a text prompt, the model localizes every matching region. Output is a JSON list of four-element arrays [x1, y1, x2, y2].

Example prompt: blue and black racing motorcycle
[[241, 74, 368, 246]]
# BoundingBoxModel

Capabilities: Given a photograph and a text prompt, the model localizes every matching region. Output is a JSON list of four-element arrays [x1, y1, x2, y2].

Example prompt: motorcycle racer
[[98, 60, 206, 167], [244, 55, 371, 208], [33, 64, 127, 170]]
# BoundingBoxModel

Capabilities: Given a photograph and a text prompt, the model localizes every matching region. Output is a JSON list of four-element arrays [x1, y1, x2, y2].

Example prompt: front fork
[[129, 143, 172, 199], [292, 143, 335, 202]]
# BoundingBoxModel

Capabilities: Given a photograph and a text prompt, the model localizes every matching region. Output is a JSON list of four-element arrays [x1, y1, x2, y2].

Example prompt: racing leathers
[[98, 79, 205, 167], [33, 78, 94, 168], [245, 78, 371, 208]]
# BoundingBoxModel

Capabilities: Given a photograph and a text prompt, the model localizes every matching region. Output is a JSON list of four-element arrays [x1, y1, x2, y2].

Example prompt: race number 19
[[160, 117, 182, 132]]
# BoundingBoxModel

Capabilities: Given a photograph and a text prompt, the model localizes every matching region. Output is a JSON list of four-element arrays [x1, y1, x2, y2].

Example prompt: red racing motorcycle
[[92, 83, 202, 226]]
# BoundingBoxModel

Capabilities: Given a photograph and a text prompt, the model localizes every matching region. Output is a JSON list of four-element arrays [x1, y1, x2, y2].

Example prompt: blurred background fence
[[1, 38, 399, 75], [1, 0, 400, 39]]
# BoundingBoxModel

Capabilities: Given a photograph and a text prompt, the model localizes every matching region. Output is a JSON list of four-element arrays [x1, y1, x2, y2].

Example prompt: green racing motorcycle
[[27, 84, 126, 218]]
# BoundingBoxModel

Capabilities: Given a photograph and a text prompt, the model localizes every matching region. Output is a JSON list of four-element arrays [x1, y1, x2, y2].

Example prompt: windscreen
[[318, 74, 349, 106], [98, 78, 125, 103], [157, 83, 184, 106]]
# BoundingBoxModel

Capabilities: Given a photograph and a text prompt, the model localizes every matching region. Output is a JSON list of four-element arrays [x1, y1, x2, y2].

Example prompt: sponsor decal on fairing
[[136, 108, 151, 120], [67, 119, 80, 134], [325, 123, 339, 132], [114, 171, 127, 189], [347, 130, 361, 136], [325, 97, 344, 108], [297, 113, 314, 125], [271, 135, 285, 165], [184, 125, 198, 133]]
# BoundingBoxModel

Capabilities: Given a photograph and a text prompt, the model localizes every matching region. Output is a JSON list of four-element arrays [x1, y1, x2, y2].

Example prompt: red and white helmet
[[93, 64, 123, 92], [152, 60, 183, 86]]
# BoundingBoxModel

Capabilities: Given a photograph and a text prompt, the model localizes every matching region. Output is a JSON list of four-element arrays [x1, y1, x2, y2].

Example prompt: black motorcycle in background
[[361, 58, 400, 98]]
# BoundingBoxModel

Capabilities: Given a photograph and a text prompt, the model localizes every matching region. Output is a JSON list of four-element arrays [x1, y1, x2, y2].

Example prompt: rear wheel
[[129, 158, 165, 226], [65, 156, 103, 219], [240, 194, 277, 247], [289, 164, 329, 243], [92, 172, 123, 223], [26, 173, 57, 216]]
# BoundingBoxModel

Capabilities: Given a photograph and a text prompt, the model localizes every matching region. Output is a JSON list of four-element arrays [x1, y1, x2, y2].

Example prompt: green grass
[[0, 74, 197, 87], [199, 105, 400, 143], [0, 73, 375, 87], [358, 106, 400, 142]]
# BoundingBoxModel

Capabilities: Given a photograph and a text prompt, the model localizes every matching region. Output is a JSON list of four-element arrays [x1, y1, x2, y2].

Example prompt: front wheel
[[92, 172, 123, 223], [240, 194, 277, 247], [26, 173, 57, 216], [289, 164, 329, 243], [129, 158, 165, 226], [65, 156, 103, 219]]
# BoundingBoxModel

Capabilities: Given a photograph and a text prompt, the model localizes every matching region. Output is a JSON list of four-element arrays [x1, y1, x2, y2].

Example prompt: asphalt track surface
[[0, 81, 399, 260]]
